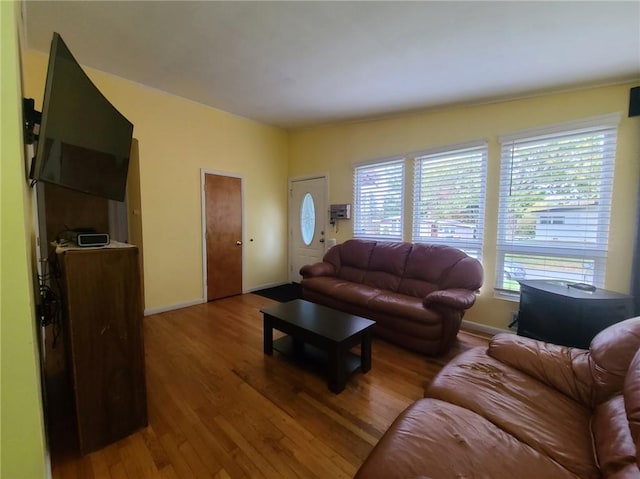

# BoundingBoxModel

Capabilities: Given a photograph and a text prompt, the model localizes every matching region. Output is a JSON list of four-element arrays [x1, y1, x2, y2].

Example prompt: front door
[[289, 176, 327, 283], [204, 173, 243, 300]]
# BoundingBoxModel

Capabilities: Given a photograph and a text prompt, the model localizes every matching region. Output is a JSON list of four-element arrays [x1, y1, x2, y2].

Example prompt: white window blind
[[496, 118, 618, 293], [353, 159, 404, 241], [412, 143, 487, 259]]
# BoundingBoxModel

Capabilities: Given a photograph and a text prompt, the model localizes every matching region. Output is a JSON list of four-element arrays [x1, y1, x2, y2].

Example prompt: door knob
[[236, 240, 242, 245], [319, 238, 325, 243]]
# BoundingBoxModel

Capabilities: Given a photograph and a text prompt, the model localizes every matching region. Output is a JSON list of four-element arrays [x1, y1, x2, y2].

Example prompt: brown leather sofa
[[299, 239, 483, 356], [355, 316, 640, 479]]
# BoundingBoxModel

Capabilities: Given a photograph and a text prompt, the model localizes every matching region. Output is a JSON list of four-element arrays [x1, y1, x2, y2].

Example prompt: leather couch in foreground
[[355, 316, 640, 479], [300, 239, 483, 356]]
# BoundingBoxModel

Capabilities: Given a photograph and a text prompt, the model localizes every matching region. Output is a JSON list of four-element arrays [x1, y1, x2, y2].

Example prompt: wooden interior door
[[205, 173, 242, 300]]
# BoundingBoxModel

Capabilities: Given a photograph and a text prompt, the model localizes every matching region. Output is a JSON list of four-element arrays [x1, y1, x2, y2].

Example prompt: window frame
[[411, 141, 488, 260], [353, 157, 405, 241], [495, 113, 620, 297]]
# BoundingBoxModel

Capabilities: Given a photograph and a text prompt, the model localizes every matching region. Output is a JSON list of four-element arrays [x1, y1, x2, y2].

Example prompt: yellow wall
[[289, 84, 640, 329], [22, 51, 290, 311], [16, 25, 640, 328], [0, 2, 48, 477], [6, 8, 639, 474]]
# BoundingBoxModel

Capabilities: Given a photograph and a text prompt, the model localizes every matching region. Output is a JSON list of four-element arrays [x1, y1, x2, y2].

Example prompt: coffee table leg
[[361, 330, 372, 373], [263, 315, 273, 355], [328, 346, 346, 394]]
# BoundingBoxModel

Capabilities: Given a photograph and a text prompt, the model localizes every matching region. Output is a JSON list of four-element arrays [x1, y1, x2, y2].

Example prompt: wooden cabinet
[[59, 246, 147, 454], [517, 280, 634, 349]]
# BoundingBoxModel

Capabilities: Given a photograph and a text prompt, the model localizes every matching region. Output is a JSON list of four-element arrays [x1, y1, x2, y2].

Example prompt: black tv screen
[[31, 32, 133, 202]]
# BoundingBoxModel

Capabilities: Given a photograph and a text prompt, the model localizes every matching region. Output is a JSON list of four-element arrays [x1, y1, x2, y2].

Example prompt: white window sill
[[493, 290, 520, 302]]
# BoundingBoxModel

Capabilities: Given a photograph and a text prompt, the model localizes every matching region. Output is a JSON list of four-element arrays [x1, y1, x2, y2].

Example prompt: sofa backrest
[[323, 238, 375, 284], [322, 239, 483, 296], [587, 317, 640, 405], [624, 349, 640, 469], [400, 243, 483, 295], [591, 344, 640, 477], [362, 241, 412, 291]]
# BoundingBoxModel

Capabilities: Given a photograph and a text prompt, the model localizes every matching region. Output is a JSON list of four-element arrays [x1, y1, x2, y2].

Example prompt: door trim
[[200, 169, 245, 301], [288, 173, 329, 283]]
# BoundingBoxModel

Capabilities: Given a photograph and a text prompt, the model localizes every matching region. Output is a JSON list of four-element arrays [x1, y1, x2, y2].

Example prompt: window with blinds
[[353, 159, 404, 241], [412, 142, 487, 259], [496, 116, 619, 294]]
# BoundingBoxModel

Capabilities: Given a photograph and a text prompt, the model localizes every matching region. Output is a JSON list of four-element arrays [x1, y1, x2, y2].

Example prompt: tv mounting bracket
[[23, 97, 42, 145]]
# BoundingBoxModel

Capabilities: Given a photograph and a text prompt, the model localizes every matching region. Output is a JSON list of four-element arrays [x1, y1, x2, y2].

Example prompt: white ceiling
[[23, 1, 640, 129]]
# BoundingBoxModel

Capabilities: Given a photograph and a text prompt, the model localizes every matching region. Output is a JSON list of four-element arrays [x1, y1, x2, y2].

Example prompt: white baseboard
[[461, 319, 513, 337], [45, 450, 52, 479], [144, 298, 205, 316]]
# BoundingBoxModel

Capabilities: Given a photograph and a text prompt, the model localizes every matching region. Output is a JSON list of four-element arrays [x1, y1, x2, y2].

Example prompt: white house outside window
[[412, 142, 487, 260], [353, 159, 404, 241], [496, 114, 619, 294]]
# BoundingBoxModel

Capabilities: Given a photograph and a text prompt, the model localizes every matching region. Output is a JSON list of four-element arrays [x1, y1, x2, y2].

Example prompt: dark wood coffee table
[[261, 299, 375, 393]]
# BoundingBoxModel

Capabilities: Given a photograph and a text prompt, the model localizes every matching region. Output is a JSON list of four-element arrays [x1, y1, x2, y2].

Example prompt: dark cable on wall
[[37, 249, 63, 347]]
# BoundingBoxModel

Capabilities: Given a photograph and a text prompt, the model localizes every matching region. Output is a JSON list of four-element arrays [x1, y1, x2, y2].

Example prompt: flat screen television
[[30, 32, 133, 202]]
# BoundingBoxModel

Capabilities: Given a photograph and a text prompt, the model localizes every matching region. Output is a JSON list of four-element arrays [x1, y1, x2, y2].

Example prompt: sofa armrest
[[423, 289, 477, 310], [300, 261, 336, 279], [488, 333, 593, 407]]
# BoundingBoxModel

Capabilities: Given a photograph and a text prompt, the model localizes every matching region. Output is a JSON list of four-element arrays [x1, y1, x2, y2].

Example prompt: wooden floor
[[50, 293, 489, 479]]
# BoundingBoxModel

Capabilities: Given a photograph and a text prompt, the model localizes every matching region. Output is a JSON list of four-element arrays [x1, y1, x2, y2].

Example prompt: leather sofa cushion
[[338, 239, 375, 270], [301, 278, 442, 326], [606, 464, 640, 479], [489, 317, 640, 408], [367, 241, 412, 277], [300, 277, 380, 307], [426, 347, 598, 478], [337, 265, 367, 284], [402, 243, 463, 283], [362, 270, 402, 292], [396, 243, 484, 296], [591, 318, 640, 405], [368, 291, 441, 325], [357, 242, 411, 291], [397, 277, 438, 298], [489, 333, 594, 407], [592, 395, 637, 477], [324, 239, 375, 284], [354, 398, 579, 479], [624, 349, 640, 467]]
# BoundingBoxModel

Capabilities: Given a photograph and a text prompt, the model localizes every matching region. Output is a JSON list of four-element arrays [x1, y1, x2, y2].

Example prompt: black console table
[[517, 280, 634, 349]]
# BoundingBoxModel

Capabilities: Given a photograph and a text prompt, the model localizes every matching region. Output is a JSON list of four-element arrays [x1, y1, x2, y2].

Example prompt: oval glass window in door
[[300, 192, 316, 245]]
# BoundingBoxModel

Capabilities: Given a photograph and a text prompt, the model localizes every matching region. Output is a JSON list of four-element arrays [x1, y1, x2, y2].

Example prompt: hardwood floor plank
[[108, 462, 129, 479], [177, 421, 226, 477], [157, 434, 198, 479], [213, 469, 233, 479], [187, 416, 248, 479], [47, 293, 490, 478], [118, 434, 161, 478], [214, 416, 278, 478], [141, 426, 172, 472], [297, 392, 378, 446], [177, 440, 220, 478], [279, 435, 353, 479], [159, 465, 182, 479], [101, 443, 125, 469], [88, 452, 112, 479]]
